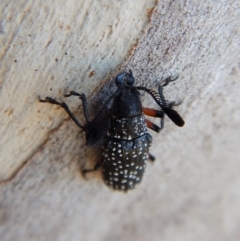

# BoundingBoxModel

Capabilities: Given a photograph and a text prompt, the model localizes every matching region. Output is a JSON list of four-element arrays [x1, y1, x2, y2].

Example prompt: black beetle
[[39, 70, 184, 191]]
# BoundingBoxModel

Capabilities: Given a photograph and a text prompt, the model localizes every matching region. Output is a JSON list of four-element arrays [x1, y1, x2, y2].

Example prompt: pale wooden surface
[[0, 0, 156, 181], [1, 0, 240, 241]]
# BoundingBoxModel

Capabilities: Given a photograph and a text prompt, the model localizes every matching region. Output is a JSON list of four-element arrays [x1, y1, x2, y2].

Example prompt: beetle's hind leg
[[148, 153, 155, 162], [39, 97, 86, 130], [82, 159, 103, 177]]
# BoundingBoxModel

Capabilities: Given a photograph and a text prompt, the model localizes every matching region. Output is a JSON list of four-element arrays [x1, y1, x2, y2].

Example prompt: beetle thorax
[[112, 87, 142, 118]]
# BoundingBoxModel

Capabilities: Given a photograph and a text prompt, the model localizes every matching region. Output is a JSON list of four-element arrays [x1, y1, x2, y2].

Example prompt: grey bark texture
[[1, 0, 240, 241]]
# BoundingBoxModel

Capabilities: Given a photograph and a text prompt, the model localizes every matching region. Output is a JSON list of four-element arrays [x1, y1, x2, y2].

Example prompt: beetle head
[[115, 70, 135, 88]]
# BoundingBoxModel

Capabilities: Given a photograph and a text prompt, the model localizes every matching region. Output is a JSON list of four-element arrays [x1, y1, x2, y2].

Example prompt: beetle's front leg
[[160, 74, 179, 88], [64, 91, 90, 123], [39, 97, 86, 130]]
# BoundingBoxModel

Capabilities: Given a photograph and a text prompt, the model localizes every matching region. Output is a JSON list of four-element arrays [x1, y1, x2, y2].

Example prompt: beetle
[[39, 70, 184, 191]]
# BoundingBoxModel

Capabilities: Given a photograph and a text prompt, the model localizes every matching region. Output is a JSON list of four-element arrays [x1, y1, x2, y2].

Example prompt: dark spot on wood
[[88, 71, 96, 78]]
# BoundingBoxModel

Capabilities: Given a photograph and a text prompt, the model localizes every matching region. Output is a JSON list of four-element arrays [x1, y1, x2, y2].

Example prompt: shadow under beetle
[[39, 70, 184, 191]]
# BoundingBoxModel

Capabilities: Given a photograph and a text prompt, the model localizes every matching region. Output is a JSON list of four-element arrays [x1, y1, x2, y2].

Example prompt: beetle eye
[[115, 72, 127, 87], [115, 75, 124, 87]]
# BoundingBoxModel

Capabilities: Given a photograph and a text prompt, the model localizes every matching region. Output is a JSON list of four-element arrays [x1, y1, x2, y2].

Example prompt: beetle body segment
[[103, 114, 152, 191], [112, 87, 142, 118], [107, 115, 147, 140]]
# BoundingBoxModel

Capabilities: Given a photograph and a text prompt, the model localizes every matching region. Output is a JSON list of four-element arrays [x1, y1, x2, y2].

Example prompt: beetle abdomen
[[102, 114, 152, 191]]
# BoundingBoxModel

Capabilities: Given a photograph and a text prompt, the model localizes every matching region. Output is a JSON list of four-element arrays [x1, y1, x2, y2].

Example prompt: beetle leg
[[148, 153, 155, 162], [64, 91, 90, 123], [143, 107, 165, 130], [39, 97, 86, 130], [142, 107, 164, 118], [145, 119, 161, 133], [160, 74, 179, 87], [82, 160, 103, 176]]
